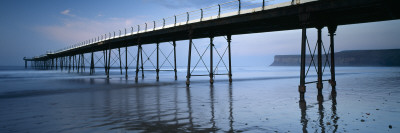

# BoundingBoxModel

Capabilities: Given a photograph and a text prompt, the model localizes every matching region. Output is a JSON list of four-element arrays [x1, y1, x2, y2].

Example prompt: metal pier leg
[[210, 36, 214, 84], [156, 42, 160, 81], [299, 27, 307, 100], [77, 54, 80, 73], [91, 52, 94, 75], [108, 47, 111, 78], [64, 57, 67, 70], [186, 32, 193, 86], [69, 56, 71, 73], [173, 40, 177, 80], [317, 26, 323, 93], [328, 25, 337, 87], [52, 58, 54, 70], [56, 58, 58, 70], [125, 46, 128, 79], [103, 50, 107, 75], [227, 35, 233, 83], [135, 45, 141, 82], [60, 57, 64, 71], [25, 60, 27, 69], [72, 55, 75, 72], [82, 54, 85, 72], [119, 48, 122, 75], [61, 57, 63, 71], [141, 46, 144, 79]]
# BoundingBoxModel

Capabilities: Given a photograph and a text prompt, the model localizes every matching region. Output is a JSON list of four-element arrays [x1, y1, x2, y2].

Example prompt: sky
[[0, 0, 399, 66]]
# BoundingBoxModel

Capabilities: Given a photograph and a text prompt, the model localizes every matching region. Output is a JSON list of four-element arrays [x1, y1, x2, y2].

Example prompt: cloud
[[36, 17, 144, 48], [60, 9, 75, 17]]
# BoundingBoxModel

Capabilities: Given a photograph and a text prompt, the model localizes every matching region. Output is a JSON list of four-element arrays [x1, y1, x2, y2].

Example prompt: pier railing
[[44, 0, 315, 57]]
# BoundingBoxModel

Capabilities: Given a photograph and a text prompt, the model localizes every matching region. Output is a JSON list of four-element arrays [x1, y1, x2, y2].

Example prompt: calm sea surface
[[0, 66, 399, 132]]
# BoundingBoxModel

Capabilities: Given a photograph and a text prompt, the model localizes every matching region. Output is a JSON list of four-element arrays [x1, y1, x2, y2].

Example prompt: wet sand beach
[[0, 66, 399, 132]]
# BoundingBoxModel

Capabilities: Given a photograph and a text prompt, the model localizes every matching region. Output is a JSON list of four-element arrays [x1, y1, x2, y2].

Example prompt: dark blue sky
[[1, 0, 399, 66]]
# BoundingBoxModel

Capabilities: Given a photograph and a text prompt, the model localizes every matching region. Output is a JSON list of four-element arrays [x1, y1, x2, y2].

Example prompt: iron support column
[[103, 50, 107, 75], [119, 48, 122, 75], [56, 58, 58, 70], [140, 46, 144, 79], [69, 56, 71, 73], [328, 25, 337, 87], [209, 36, 214, 84], [77, 54, 80, 73], [91, 52, 94, 75], [82, 54, 85, 72], [186, 31, 193, 86], [60, 58, 62, 70], [52, 58, 54, 70], [73, 55, 75, 72], [317, 26, 323, 92], [299, 27, 307, 99], [156, 42, 160, 81], [25, 60, 27, 69], [61, 57, 63, 71], [125, 46, 128, 79], [135, 44, 141, 82], [108, 47, 111, 78], [227, 35, 233, 83], [173, 40, 177, 80]]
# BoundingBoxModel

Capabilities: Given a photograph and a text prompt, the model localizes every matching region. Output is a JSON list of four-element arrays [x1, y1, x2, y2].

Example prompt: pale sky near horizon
[[0, 0, 399, 66]]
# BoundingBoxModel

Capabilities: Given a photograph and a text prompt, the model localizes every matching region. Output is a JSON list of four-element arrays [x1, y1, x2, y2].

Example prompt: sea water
[[0, 66, 399, 132]]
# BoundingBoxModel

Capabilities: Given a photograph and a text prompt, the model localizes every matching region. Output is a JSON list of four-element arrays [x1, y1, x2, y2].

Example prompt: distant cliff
[[270, 49, 400, 66]]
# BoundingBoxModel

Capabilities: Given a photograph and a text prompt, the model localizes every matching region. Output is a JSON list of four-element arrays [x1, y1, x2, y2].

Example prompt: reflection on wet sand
[[229, 84, 234, 132], [75, 81, 343, 132], [299, 97, 308, 133], [84, 84, 239, 132], [299, 86, 339, 133], [210, 85, 216, 132]]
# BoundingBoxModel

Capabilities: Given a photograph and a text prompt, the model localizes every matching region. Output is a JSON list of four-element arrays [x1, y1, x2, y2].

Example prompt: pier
[[24, 0, 400, 99]]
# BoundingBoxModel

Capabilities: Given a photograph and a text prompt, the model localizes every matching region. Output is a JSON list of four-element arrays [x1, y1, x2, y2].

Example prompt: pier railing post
[[227, 34, 233, 83], [328, 25, 337, 87], [316, 26, 323, 93], [186, 30, 193, 86]]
